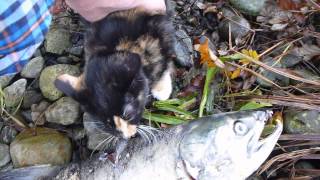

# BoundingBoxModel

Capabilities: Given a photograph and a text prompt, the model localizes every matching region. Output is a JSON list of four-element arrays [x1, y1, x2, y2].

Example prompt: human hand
[[66, 0, 166, 22]]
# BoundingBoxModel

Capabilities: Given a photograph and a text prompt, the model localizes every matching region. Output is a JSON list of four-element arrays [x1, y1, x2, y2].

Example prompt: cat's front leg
[[151, 68, 172, 101]]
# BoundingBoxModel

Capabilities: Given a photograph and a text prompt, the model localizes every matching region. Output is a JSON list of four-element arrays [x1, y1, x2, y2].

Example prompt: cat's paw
[[151, 70, 172, 100]]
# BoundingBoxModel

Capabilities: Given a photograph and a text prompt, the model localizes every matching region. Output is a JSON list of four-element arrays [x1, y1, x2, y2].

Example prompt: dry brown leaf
[[194, 36, 225, 68], [277, 0, 304, 11]]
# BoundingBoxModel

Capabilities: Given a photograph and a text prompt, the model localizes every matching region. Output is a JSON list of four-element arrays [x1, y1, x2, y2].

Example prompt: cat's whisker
[[137, 129, 149, 144], [138, 125, 164, 134], [90, 135, 113, 158], [138, 127, 157, 143]]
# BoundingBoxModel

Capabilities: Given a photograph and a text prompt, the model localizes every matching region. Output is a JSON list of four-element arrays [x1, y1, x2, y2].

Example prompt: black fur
[[68, 8, 177, 136]]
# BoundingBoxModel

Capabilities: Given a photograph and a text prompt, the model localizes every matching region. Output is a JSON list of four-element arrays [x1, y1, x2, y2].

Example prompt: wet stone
[[10, 128, 72, 168]]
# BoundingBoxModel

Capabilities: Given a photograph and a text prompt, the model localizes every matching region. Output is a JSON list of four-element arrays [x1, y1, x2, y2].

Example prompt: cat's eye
[[233, 121, 248, 136]]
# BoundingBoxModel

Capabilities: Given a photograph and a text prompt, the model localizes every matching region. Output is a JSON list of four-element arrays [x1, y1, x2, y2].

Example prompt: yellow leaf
[[240, 49, 259, 65], [230, 68, 241, 79]]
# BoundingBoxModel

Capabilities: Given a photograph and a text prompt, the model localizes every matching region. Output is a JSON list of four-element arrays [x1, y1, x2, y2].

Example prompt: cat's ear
[[54, 74, 84, 99]]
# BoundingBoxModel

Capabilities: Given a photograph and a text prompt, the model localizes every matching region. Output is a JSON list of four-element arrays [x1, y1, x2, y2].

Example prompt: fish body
[[0, 110, 282, 180]]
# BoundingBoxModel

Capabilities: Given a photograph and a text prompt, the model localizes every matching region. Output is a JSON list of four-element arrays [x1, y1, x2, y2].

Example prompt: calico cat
[[54, 6, 178, 139]]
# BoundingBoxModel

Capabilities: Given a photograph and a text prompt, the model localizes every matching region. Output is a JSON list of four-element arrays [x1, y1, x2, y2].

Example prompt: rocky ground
[[0, 0, 319, 179]]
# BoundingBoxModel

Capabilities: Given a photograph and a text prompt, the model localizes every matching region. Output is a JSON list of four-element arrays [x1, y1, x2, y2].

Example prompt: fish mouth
[[248, 119, 283, 156]]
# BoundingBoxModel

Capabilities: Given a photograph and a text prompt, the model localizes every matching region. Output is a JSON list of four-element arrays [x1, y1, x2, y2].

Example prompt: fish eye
[[233, 121, 248, 136]]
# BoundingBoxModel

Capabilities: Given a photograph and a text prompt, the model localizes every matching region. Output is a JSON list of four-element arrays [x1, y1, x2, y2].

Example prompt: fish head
[[177, 110, 282, 180]]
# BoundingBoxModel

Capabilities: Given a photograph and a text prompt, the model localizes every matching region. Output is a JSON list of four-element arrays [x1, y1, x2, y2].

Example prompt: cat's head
[[54, 51, 144, 139]]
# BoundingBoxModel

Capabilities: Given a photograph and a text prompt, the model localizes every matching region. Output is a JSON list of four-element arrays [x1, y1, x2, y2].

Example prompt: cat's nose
[[113, 116, 137, 139]]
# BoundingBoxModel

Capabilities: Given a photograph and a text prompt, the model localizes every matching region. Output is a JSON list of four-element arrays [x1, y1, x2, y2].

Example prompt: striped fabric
[[0, 0, 54, 76]]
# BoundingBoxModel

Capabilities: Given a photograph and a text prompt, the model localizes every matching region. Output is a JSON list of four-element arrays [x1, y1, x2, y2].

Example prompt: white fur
[[151, 69, 172, 100]]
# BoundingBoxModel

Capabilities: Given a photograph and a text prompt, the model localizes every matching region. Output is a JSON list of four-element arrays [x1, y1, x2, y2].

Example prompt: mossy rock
[[10, 128, 72, 168], [39, 64, 80, 101], [284, 109, 320, 134]]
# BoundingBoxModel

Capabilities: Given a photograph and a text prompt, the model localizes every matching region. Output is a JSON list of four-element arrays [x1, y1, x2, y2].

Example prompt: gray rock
[[22, 90, 43, 109], [281, 54, 303, 68], [68, 46, 83, 57], [10, 128, 72, 168], [229, 0, 267, 16], [71, 127, 86, 141], [31, 101, 50, 125], [45, 28, 71, 54], [219, 15, 251, 41], [174, 30, 193, 67], [39, 64, 80, 101], [56, 56, 73, 64], [0, 121, 3, 131], [20, 110, 33, 123], [83, 113, 112, 150], [284, 109, 320, 134], [0, 144, 10, 167], [295, 161, 315, 169], [20, 56, 44, 78], [32, 49, 42, 57], [52, 12, 74, 29], [0, 75, 14, 89], [45, 97, 80, 125], [256, 57, 290, 87], [0, 162, 13, 172], [290, 68, 320, 85], [0, 126, 17, 144], [68, 54, 82, 62], [3, 79, 27, 108]]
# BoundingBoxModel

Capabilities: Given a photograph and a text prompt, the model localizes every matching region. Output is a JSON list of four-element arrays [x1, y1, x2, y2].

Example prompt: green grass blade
[[199, 67, 218, 117], [239, 101, 272, 111], [143, 111, 185, 125], [154, 104, 195, 119], [153, 98, 184, 106]]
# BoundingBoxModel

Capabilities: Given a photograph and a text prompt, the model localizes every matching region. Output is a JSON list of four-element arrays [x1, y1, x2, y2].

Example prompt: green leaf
[[153, 94, 198, 107], [143, 111, 185, 125], [153, 104, 195, 119], [153, 98, 184, 106], [239, 101, 272, 111], [220, 53, 243, 61], [199, 67, 218, 117]]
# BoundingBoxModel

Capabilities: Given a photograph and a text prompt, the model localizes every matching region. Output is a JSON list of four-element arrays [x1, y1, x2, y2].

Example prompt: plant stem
[[199, 67, 218, 117]]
